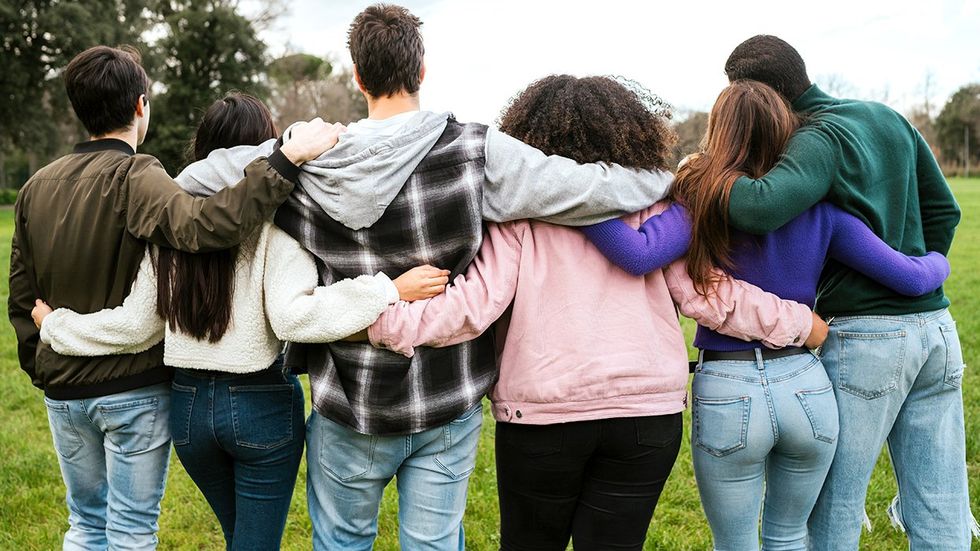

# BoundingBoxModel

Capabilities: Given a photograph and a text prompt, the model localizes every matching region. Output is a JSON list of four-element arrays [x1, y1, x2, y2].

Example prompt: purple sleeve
[[580, 203, 692, 276], [826, 205, 950, 296]]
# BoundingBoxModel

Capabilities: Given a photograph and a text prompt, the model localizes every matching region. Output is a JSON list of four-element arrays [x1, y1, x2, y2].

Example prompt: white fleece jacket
[[39, 223, 398, 373]]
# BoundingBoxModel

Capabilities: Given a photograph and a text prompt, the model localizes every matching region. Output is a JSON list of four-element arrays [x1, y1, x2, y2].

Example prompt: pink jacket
[[369, 203, 813, 425]]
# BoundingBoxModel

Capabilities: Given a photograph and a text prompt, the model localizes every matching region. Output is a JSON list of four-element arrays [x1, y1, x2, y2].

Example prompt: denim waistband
[[174, 356, 287, 381], [827, 307, 950, 326], [696, 348, 821, 383]]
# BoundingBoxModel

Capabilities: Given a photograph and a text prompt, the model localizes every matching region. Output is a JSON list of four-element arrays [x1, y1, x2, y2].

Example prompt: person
[[721, 35, 974, 549], [580, 79, 951, 550], [7, 46, 339, 550], [174, 5, 687, 549], [29, 92, 449, 550], [367, 74, 828, 551]]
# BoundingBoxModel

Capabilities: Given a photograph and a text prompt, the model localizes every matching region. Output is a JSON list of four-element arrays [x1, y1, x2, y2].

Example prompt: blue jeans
[[44, 382, 172, 551], [306, 402, 483, 550], [171, 365, 305, 551], [692, 350, 838, 551], [808, 309, 973, 550]]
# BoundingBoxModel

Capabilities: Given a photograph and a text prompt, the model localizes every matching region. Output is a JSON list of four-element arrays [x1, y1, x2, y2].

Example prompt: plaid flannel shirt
[[275, 117, 496, 436]]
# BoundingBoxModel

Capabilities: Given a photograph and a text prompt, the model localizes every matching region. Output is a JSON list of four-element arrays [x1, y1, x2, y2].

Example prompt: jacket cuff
[[267, 149, 301, 184]]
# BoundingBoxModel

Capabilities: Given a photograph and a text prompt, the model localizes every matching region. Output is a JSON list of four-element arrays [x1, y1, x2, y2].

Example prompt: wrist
[[279, 142, 308, 166]]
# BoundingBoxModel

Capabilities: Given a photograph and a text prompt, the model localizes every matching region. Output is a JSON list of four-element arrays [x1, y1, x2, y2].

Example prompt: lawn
[[1, 180, 979, 550]]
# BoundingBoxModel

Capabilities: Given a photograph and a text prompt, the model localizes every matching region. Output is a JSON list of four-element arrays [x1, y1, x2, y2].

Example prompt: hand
[[804, 312, 829, 349], [31, 299, 52, 329], [394, 265, 451, 302], [280, 118, 347, 165]]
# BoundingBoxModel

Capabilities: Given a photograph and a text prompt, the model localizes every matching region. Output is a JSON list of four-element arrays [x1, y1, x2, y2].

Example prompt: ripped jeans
[[692, 350, 837, 551], [807, 309, 974, 550]]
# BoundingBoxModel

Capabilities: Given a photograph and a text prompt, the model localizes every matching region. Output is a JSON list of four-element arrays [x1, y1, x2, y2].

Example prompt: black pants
[[496, 413, 683, 551]]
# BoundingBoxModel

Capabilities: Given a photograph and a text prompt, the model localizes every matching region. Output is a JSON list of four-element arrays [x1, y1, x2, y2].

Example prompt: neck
[[93, 127, 138, 152], [366, 92, 420, 120]]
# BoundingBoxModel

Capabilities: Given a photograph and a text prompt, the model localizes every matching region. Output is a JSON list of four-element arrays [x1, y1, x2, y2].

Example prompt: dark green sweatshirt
[[727, 85, 960, 317], [9, 139, 299, 399]]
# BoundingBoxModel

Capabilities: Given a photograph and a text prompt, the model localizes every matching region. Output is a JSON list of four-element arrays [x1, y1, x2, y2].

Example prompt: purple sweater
[[582, 202, 951, 352]]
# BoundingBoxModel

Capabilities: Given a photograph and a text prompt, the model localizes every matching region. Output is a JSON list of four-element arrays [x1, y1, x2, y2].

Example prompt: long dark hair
[[156, 93, 277, 342], [670, 80, 800, 295]]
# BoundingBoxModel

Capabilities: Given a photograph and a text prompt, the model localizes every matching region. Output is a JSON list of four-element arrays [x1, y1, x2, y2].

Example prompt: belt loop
[[754, 348, 765, 370]]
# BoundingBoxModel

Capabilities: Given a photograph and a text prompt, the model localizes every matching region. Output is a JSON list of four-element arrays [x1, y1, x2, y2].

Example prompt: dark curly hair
[[498, 75, 676, 171]]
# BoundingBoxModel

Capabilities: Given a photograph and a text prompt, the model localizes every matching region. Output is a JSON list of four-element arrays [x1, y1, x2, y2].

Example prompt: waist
[[176, 356, 286, 380], [701, 347, 810, 362]]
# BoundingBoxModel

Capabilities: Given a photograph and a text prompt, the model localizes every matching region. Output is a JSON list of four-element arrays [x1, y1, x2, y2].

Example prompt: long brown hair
[[156, 93, 277, 342], [671, 80, 800, 295]]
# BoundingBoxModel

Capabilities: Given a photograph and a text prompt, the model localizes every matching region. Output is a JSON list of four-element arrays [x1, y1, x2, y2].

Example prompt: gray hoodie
[[176, 110, 673, 230]]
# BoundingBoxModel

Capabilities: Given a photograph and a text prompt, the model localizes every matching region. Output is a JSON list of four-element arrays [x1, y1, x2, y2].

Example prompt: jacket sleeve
[[727, 126, 840, 234], [368, 221, 525, 357], [38, 249, 165, 356], [580, 203, 692, 276], [826, 205, 950, 296], [663, 259, 813, 349], [8, 199, 41, 386], [124, 149, 298, 253], [263, 226, 395, 343], [914, 130, 960, 255], [482, 129, 673, 226]]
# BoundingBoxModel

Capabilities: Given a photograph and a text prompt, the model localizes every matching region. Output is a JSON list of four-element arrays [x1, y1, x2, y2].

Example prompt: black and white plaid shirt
[[275, 118, 496, 436]]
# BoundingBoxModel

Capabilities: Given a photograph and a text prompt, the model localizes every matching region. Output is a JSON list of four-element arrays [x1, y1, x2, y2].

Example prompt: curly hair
[[497, 75, 676, 171]]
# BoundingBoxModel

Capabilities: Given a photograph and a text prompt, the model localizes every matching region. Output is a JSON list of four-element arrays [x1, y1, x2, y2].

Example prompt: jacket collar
[[73, 138, 135, 156], [792, 84, 836, 113]]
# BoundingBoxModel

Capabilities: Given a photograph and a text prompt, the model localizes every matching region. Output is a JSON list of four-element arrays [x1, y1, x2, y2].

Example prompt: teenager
[[720, 36, 973, 549], [366, 75, 830, 551], [30, 92, 448, 550], [174, 5, 690, 549], [7, 46, 338, 550], [580, 79, 950, 550]]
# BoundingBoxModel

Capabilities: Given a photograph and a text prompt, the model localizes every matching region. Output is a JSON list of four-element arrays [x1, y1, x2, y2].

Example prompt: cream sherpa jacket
[[39, 223, 398, 373]]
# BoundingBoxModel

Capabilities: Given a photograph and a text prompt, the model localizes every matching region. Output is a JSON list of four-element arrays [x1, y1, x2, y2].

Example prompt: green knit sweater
[[727, 85, 961, 316]]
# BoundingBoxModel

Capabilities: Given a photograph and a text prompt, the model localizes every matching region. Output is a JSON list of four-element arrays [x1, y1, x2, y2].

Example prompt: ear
[[419, 61, 426, 86], [135, 94, 147, 117], [352, 66, 367, 94]]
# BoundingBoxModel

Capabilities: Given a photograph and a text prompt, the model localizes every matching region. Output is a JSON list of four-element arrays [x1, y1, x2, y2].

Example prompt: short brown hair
[[64, 45, 150, 136], [347, 4, 424, 98], [498, 75, 676, 171]]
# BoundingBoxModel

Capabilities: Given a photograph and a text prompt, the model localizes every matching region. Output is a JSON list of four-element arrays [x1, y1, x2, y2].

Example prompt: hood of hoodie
[[288, 110, 450, 230]]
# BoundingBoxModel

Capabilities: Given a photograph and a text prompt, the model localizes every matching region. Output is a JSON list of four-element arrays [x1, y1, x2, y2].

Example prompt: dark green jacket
[[9, 139, 299, 399], [727, 85, 960, 316]]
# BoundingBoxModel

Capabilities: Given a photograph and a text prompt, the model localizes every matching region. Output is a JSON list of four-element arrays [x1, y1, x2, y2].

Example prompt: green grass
[[2, 181, 980, 549]]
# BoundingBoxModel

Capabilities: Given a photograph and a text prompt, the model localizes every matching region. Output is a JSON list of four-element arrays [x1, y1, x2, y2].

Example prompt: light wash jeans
[[692, 350, 838, 551], [306, 402, 483, 550], [44, 382, 172, 551], [808, 309, 974, 550]]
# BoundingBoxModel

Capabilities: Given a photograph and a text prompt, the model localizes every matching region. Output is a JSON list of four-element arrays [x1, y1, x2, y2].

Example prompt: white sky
[[256, 0, 980, 123]]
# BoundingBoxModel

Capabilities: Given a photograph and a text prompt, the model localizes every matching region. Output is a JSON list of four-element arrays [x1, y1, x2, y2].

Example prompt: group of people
[[8, 3, 975, 550]]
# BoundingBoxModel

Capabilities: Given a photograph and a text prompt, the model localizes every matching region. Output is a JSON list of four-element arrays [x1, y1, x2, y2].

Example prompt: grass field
[[1, 180, 979, 550]]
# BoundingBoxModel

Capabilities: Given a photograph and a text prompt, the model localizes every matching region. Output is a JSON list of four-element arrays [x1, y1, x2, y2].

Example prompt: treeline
[[0, 0, 366, 190], [671, 79, 980, 178]]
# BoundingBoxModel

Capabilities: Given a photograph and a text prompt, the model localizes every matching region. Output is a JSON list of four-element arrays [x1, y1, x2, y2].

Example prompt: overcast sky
[[255, 0, 980, 124]]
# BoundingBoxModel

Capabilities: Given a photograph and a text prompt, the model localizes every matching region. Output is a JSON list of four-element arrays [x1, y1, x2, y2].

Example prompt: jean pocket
[[836, 329, 907, 400], [44, 399, 84, 459], [693, 396, 750, 457], [636, 413, 683, 448], [796, 385, 840, 444], [940, 322, 965, 389], [436, 404, 484, 480], [98, 397, 163, 455], [229, 384, 294, 450], [317, 421, 376, 482], [169, 383, 196, 446]]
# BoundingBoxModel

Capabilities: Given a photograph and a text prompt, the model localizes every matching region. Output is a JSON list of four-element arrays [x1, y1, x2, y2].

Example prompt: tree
[[935, 84, 980, 172], [140, 0, 268, 172], [267, 53, 367, 130], [670, 111, 708, 168]]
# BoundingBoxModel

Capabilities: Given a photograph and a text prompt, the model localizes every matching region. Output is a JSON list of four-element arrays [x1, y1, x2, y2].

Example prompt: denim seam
[[170, 382, 196, 446], [694, 370, 759, 384], [758, 359, 780, 446], [765, 356, 821, 384]]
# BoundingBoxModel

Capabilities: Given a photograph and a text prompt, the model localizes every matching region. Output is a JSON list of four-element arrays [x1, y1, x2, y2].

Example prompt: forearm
[[482, 129, 672, 226], [128, 150, 298, 252], [39, 308, 164, 356], [268, 275, 393, 343], [581, 203, 691, 276], [665, 260, 812, 348]]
